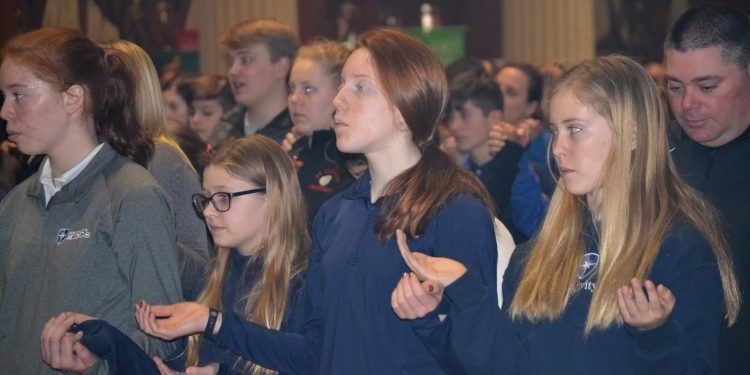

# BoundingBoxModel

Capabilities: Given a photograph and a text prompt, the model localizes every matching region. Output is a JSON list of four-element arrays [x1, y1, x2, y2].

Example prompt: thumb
[[422, 280, 444, 295]]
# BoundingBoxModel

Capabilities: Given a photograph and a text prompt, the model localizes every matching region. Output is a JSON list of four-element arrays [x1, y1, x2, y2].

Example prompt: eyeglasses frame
[[191, 188, 266, 216]]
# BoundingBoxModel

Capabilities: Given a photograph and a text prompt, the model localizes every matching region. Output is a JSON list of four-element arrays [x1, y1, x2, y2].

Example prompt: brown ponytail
[[1, 27, 153, 167], [376, 144, 495, 240], [97, 50, 154, 167]]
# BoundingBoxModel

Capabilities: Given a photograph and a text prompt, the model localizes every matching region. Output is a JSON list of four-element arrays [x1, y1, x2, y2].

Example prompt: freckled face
[[0, 58, 72, 157]]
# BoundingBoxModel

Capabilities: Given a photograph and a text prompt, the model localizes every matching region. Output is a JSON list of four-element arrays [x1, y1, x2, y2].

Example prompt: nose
[[0, 99, 11, 121], [681, 86, 700, 110], [332, 87, 346, 112], [227, 61, 241, 77], [448, 114, 462, 131], [202, 199, 219, 218], [289, 90, 300, 105], [551, 132, 566, 160]]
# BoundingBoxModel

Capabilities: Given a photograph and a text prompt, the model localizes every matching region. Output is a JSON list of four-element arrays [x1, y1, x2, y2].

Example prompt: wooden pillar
[[501, 0, 595, 65]]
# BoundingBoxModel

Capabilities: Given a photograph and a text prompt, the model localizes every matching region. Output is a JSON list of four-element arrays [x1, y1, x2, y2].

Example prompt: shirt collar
[[40, 143, 105, 205], [342, 169, 372, 200]]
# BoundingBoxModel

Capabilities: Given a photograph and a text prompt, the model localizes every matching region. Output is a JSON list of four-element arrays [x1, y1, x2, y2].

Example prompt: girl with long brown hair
[[136, 29, 500, 374], [392, 55, 740, 374]]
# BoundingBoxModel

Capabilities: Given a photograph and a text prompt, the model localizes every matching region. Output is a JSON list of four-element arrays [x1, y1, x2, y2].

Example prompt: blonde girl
[[392, 55, 739, 375]]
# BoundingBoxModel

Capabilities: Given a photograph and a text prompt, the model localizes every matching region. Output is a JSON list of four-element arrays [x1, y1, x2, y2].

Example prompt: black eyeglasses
[[192, 188, 266, 216]]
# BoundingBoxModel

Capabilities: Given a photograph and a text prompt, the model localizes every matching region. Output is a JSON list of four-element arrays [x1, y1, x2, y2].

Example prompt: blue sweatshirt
[[212, 170, 498, 374], [428, 220, 725, 374]]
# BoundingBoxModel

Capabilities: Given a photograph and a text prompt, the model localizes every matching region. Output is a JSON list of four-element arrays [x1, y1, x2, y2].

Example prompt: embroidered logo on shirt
[[56, 228, 91, 245], [578, 253, 599, 280], [57, 229, 69, 245], [577, 253, 599, 292], [308, 169, 341, 193]]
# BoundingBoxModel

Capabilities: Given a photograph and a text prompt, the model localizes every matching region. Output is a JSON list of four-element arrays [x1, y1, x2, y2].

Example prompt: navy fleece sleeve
[[627, 225, 725, 374], [208, 227, 324, 375], [409, 195, 499, 374]]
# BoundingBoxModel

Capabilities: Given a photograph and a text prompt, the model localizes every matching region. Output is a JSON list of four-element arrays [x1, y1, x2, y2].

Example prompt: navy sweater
[[431, 220, 725, 374], [213, 171, 498, 374]]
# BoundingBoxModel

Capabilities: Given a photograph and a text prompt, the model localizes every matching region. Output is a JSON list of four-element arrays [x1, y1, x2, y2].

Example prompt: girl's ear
[[62, 84, 86, 116], [394, 107, 409, 131]]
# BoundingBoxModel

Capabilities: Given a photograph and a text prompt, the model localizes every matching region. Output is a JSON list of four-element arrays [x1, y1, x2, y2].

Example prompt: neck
[[366, 142, 421, 202], [586, 190, 604, 221], [48, 118, 99, 178], [469, 141, 493, 166], [244, 85, 288, 126]]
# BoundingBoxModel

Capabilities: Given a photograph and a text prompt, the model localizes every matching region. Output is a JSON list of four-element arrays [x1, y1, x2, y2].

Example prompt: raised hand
[[281, 131, 300, 153], [40, 312, 97, 373], [617, 278, 676, 331], [135, 301, 217, 341], [395, 229, 467, 288], [488, 122, 509, 156], [391, 272, 444, 319]]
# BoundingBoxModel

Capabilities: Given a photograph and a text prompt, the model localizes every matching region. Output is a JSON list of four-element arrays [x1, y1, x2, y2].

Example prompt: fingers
[[656, 284, 676, 315], [643, 280, 663, 315], [422, 279, 444, 296], [391, 273, 441, 320], [395, 230, 420, 277], [617, 278, 676, 331], [41, 313, 72, 366], [135, 302, 170, 340], [41, 313, 90, 371], [617, 282, 639, 322]]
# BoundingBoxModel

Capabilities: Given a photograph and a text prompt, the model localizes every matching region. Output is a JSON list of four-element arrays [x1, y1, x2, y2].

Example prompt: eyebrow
[[666, 74, 723, 83], [560, 117, 585, 124]]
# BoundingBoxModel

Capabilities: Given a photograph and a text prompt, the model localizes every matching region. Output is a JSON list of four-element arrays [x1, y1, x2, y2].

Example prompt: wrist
[[203, 308, 220, 338]]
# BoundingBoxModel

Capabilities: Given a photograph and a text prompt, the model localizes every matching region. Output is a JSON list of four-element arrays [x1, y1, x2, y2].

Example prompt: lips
[[333, 120, 347, 130], [5, 129, 19, 142], [208, 224, 225, 234], [231, 81, 247, 93], [559, 167, 574, 175], [683, 118, 708, 128]]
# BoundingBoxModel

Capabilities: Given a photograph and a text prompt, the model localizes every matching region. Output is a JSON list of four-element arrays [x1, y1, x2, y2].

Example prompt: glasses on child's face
[[191, 188, 266, 216]]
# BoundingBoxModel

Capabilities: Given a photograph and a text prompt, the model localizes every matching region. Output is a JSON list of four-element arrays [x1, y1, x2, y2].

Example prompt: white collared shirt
[[40, 143, 105, 205]]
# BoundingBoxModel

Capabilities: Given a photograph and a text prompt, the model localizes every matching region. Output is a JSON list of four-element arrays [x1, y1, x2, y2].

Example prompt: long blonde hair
[[510, 55, 740, 333], [101, 40, 194, 170], [186, 136, 310, 374]]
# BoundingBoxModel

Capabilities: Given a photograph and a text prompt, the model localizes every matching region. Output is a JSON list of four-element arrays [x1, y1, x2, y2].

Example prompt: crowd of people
[[0, 3, 748, 374]]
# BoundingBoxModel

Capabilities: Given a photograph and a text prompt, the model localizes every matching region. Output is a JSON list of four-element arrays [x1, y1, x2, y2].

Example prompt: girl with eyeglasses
[[139, 135, 311, 375]]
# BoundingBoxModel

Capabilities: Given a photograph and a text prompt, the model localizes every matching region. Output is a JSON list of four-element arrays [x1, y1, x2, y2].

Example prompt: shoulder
[[102, 154, 171, 210], [651, 220, 717, 282], [434, 193, 494, 225], [0, 174, 40, 213], [148, 143, 200, 187], [151, 143, 187, 166]]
